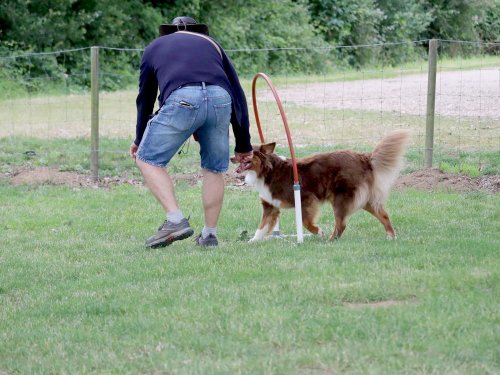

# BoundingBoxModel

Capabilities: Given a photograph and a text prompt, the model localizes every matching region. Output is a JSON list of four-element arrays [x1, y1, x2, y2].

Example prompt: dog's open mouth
[[236, 161, 252, 174], [230, 154, 253, 174], [236, 161, 252, 173]]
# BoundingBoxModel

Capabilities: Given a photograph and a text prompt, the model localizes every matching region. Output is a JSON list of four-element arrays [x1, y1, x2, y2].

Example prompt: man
[[130, 16, 253, 248]]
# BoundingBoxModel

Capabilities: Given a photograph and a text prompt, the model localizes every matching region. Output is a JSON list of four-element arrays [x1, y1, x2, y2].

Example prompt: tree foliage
[[0, 0, 498, 91]]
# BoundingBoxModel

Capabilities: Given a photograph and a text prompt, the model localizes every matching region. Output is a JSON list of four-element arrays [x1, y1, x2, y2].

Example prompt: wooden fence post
[[90, 46, 100, 182], [425, 39, 438, 168]]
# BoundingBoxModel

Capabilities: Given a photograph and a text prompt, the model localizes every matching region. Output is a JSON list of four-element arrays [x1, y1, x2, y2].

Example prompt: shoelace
[[159, 216, 190, 230]]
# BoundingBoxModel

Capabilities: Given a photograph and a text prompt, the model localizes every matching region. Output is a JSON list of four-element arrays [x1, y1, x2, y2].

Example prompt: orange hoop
[[251, 73, 299, 185]]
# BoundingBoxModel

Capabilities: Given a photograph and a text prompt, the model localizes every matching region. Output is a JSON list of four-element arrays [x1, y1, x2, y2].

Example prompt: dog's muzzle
[[235, 161, 252, 174], [230, 155, 252, 174]]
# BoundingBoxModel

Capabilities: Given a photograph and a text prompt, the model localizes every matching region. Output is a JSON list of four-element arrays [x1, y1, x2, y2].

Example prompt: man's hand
[[231, 150, 253, 173], [130, 142, 139, 160]]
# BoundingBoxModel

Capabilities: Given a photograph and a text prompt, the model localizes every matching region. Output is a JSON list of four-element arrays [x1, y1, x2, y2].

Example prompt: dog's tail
[[370, 130, 411, 209]]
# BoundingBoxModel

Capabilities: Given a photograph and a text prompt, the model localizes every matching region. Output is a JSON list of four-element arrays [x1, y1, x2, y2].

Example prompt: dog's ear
[[260, 142, 276, 154]]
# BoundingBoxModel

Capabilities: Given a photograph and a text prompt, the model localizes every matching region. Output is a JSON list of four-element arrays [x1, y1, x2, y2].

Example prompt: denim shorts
[[137, 84, 232, 173]]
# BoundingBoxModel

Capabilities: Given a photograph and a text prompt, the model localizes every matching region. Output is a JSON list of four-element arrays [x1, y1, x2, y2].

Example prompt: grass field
[[0, 55, 498, 374], [2, 135, 499, 179], [0, 182, 498, 374]]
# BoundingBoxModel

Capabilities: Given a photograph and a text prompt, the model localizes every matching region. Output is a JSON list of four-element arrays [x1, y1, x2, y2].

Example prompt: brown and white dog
[[233, 130, 410, 241]]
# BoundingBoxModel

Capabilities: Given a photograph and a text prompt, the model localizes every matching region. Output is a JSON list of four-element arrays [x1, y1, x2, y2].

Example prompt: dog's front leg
[[249, 200, 280, 242]]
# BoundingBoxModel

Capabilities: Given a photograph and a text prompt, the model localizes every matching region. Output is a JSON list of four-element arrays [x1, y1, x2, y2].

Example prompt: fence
[[0, 39, 499, 180]]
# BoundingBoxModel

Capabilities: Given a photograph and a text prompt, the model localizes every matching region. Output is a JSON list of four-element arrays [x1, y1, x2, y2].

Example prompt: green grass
[[1, 135, 499, 177], [0, 136, 199, 178], [0, 183, 498, 374], [440, 161, 481, 177]]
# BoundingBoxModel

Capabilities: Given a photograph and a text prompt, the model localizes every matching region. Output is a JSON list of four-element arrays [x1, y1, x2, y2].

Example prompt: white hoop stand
[[271, 184, 304, 244], [293, 183, 304, 243]]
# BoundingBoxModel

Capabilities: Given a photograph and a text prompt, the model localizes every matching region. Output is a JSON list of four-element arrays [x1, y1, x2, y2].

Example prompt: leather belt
[[180, 82, 212, 87]]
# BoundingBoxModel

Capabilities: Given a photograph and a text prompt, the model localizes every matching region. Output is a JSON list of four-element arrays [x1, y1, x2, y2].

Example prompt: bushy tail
[[371, 130, 411, 174], [370, 130, 411, 209]]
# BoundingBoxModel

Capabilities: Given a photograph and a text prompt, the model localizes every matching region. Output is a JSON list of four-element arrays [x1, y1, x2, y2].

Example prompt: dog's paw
[[386, 234, 397, 240], [248, 228, 268, 242]]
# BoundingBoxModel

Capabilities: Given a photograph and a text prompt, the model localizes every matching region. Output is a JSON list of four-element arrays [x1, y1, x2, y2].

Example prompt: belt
[[180, 82, 212, 87]]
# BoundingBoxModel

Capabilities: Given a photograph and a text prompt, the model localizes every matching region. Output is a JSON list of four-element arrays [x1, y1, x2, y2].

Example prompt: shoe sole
[[147, 228, 194, 249], [197, 242, 218, 247], [195, 235, 219, 247]]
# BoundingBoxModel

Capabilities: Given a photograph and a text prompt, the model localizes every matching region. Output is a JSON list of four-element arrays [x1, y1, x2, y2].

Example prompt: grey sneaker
[[145, 218, 194, 248], [195, 233, 219, 247]]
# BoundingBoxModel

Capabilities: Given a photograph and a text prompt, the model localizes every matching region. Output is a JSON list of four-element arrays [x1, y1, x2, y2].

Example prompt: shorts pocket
[[213, 102, 232, 131], [157, 100, 200, 132]]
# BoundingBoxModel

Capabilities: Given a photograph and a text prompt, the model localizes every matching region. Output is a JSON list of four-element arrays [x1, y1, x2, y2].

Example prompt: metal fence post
[[90, 46, 100, 182], [425, 39, 438, 168]]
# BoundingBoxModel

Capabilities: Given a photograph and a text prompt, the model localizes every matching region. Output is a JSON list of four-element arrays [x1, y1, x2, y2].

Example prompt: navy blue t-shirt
[[135, 32, 252, 153]]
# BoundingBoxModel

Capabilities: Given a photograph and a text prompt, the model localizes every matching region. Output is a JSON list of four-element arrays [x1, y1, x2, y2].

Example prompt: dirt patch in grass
[[3, 166, 499, 193], [393, 168, 499, 193], [4, 166, 245, 190], [344, 298, 417, 309], [6, 167, 142, 189]]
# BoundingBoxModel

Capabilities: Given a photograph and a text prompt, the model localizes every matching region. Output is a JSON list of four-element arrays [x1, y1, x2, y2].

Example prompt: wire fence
[[0, 39, 498, 178]]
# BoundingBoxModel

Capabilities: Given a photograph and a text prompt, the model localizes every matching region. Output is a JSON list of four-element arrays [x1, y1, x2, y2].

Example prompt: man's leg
[[202, 169, 224, 227], [193, 169, 224, 247], [136, 158, 193, 248], [136, 158, 179, 213], [194, 84, 232, 247]]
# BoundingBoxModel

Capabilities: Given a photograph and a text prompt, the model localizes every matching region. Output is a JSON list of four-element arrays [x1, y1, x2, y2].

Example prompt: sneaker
[[194, 233, 219, 247], [145, 218, 194, 248]]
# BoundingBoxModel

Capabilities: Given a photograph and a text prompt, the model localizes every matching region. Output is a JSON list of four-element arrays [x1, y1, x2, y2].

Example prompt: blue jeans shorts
[[137, 84, 232, 173]]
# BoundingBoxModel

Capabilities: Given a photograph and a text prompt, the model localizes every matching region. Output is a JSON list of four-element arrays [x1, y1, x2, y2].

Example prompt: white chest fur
[[244, 171, 282, 208]]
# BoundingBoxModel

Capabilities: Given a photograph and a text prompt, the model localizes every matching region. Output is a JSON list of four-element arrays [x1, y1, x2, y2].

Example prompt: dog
[[232, 130, 410, 241]]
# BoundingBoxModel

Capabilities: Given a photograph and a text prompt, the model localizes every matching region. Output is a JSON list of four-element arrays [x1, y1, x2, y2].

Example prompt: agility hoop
[[251, 73, 304, 243]]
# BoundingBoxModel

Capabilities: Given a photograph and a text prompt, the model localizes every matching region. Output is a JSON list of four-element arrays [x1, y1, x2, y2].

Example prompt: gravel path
[[262, 68, 500, 119]]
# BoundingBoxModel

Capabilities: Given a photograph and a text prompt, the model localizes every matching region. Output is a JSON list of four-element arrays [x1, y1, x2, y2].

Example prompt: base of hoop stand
[[266, 233, 312, 240]]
